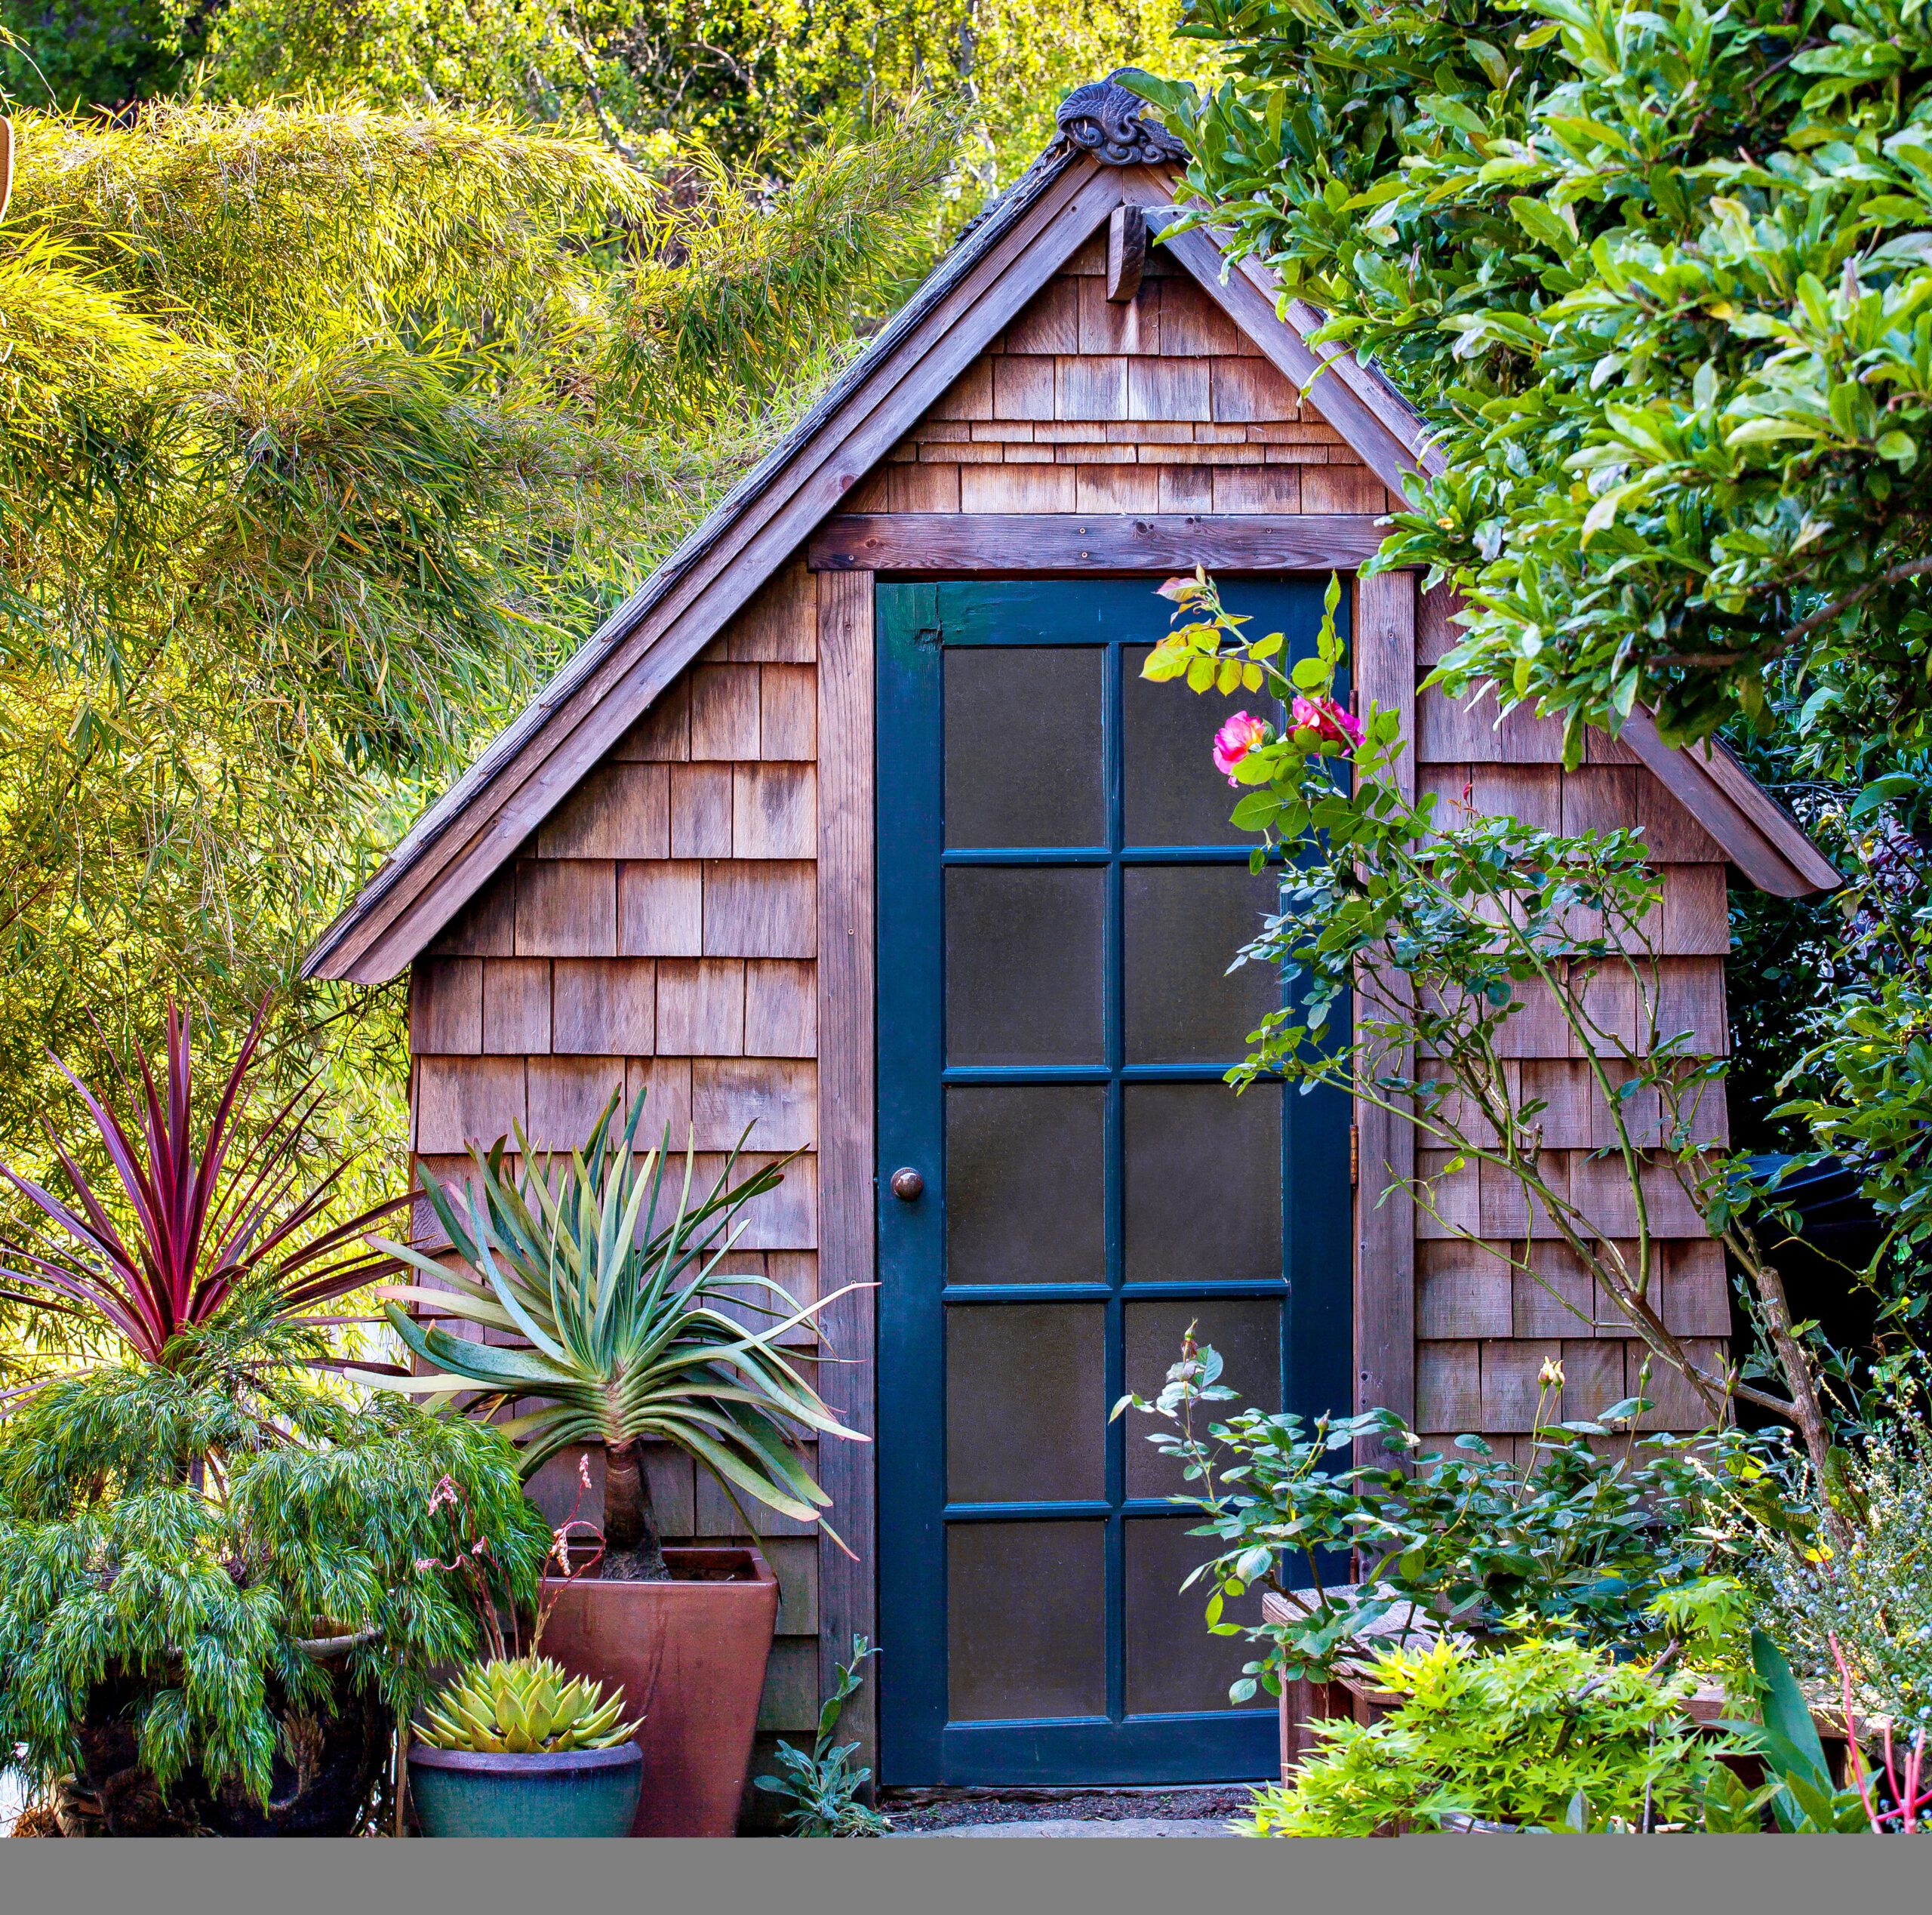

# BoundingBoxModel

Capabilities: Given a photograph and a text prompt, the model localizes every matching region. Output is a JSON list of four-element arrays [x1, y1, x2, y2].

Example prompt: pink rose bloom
[[1212, 710, 1269, 785], [1291, 694, 1364, 753]]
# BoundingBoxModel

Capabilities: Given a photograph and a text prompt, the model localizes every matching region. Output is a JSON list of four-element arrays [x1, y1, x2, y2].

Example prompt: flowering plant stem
[[1146, 571, 1841, 1520]]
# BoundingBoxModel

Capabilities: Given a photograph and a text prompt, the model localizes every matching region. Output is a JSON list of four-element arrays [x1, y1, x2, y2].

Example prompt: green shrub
[[1118, 1334, 1789, 1693], [0, 1356, 548, 1806], [1241, 1636, 1719, 1836]]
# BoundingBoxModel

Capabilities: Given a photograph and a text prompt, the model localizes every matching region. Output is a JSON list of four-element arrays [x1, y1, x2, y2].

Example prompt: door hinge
[[1349, 1124, 1360, 1188]]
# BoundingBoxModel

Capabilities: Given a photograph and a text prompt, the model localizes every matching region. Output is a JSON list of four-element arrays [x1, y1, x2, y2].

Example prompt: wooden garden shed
[[306, 76, 1840, 1800]]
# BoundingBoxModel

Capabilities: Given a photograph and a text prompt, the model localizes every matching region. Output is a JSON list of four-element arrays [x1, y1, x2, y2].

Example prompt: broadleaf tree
[[1126, 0, 1932, 1387]]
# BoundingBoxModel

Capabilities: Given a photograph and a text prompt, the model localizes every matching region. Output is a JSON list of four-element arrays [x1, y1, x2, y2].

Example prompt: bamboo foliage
[[0, 96, 955, 1273]]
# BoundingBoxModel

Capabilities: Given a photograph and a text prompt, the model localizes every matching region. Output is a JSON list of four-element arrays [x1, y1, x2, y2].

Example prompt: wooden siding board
[[1352, 570, 1418, 1445], [758, 666, 818, 762], [886, 463, 961, 512], [1211, 466, 1302, 513], [617, 861, 703, 957], [731, 765, 818, 861], [814, 566, 877, 1763], [992, 354, 1057, 420], [627, 1055, 693, 1144], [429, 874, 516, 958], [703, 861, 818, 958], [669, 763, 735, 860], [1004, 277, 1080, 354], [1056, 354, 1128, 420], [1512, 1244, 1601, 1339], [655, 958, 746, 1056], [514, 860, 616, 957], [411, 959, 481, 1054], [1155, 274, 1242, 356], [691, 1058, 817, 1153], [744, 959, 818, 1058], [534, 763, 669, 861], [611, 679, 690, 762], [551, 958, 655, 1056], [707, 1152, 817, 1251], [1075, 465, 1161, 513], [527, 1056, 628, 1150], [1078, 272, 1158, 353], [1417, 1341, 1482, 1433], [1211, 356, 1300, 422], [1416, 1240, 1512, 1338], [416, 1057, 527, 1155], [1481, 1339, 1560, 1433], [725, 563, 819, 663], [690, 664, 762, 761], [958, 465, 1076, 512], [481, 956, 552, 1054]]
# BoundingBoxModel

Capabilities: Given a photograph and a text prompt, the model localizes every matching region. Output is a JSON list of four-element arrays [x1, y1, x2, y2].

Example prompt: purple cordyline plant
[[0, 1002, 406, 1372]]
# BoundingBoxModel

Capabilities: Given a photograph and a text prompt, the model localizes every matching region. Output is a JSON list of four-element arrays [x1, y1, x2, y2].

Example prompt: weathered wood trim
[[1619, 711, 1840, 897], [814, 568, 877, 1766], [1352, 570, 1419, 1449], [808, 513, 1388, 575], [1106, 204, 1146, 303], [310, 160, 1134, 985]]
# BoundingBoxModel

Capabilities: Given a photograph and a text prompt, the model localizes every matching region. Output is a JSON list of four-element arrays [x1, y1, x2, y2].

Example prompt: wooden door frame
[[812, 552, 1419, 1772]]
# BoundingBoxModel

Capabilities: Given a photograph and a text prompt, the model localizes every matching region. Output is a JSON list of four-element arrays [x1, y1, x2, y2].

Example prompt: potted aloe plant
[[408, 1467, 645, 1838], [366, 1092, 866, 1837], [0, 1005, 549, 1836]]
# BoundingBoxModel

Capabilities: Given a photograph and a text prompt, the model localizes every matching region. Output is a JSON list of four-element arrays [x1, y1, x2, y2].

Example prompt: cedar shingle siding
[[303, 110, 1837, 1801]]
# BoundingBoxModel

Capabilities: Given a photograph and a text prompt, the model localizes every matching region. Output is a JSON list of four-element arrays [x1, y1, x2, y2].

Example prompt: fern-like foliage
[[0, 1352, 547, 1806]]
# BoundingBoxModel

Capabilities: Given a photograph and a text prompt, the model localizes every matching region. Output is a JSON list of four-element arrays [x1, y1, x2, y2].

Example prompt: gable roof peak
[[303, 136, 1837, 982], [1053, 72, 1186, 167]]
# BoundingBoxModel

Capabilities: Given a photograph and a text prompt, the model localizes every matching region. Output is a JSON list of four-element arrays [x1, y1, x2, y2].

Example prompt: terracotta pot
[[537, 1545, 779, 1838]]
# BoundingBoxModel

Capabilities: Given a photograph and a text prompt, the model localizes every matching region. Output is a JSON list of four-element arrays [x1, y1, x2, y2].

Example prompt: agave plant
[[0, 1003, 406, 1372], [418, 1656, 638, 1755], [366, 1092, 863, 1580]]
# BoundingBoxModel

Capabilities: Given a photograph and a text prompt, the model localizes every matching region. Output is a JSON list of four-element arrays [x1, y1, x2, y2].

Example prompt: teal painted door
[[874, 578, 1352, 1787]]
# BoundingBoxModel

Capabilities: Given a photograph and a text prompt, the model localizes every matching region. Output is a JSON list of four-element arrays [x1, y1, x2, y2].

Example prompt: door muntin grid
[[877, 578, 1352, 1784]]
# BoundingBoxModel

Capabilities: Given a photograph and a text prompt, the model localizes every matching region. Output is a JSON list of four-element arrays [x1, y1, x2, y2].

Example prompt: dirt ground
[[877, 1786, 1256, 1833]]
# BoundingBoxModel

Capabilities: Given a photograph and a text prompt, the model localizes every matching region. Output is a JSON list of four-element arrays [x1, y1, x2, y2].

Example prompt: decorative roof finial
[[1054, 71, 1186, 166]]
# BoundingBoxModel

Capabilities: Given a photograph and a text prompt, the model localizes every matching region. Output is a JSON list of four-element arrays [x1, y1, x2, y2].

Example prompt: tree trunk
[[1749, 1257, 1854, 1551], [601, 1438, 670, 1582]]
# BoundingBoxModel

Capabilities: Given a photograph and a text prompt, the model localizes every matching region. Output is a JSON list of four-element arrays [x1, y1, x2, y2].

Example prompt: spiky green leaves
[[361, 1091, 865, 1541], [418, 1655, 638, 1754]]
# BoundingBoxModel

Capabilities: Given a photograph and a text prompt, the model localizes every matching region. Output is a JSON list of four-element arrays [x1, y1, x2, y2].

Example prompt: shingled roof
[[305, 77, 1837, 985]]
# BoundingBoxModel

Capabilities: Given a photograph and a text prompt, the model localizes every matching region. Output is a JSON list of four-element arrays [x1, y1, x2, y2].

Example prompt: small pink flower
[[1212, 710, 1269, 785], [1290, 694, 1364, 753]]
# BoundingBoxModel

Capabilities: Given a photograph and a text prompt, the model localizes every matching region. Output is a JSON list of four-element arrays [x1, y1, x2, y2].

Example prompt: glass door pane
[[877, 578, 1352, 1787]]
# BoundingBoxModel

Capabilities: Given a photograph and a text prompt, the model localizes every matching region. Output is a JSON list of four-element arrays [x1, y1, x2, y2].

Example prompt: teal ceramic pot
[[408, 1742, 644, 1838]]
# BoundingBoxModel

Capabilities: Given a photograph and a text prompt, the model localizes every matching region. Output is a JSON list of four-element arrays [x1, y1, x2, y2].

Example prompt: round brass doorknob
[[890, 1166, 924, 1202]]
